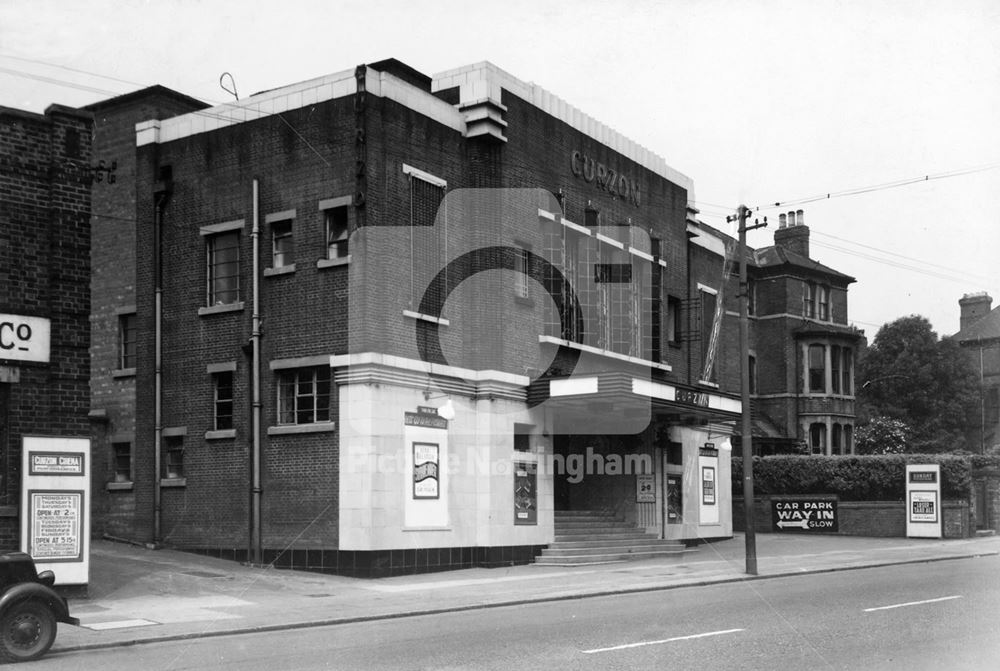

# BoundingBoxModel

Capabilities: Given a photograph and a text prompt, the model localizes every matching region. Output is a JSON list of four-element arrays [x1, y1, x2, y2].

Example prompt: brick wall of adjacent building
[[0, 104, 93, 550]]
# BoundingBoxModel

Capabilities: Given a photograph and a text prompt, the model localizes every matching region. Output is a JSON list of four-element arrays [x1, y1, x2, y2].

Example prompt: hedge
[[729, 454, 988, 501]]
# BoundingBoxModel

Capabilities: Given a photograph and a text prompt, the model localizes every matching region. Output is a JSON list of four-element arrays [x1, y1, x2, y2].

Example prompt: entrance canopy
[[528, 371, 741, 435]]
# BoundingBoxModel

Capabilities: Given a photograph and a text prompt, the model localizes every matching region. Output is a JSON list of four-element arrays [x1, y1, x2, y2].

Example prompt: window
[[808, 344, 826, 393], [214, 371, 234, 431], [325, 207, 349, 260], [272, 219, 293, 268], [843, 424, 853, 454], [207, 231, 240, 305], [842, 348, 853, 395], [667, 295, 682, 344], [831, 345, 841, 394], [817, 285, 829, 321], [405, 165, 447, 308], [163, 436, 184, 479], [748, 355, 757, 394], [277, 367, 331, 425], [831, 423, 843, 455], [701, 290, 718, 383], [747, 279, 756, 316], [514, 423, 531, 452], [809, 423, 827, 454], [118, 313, 136, 369], [409, 170, 445, 228], [112, 442, 132, 483], [804, 282, 829, 320], [513, 247, 529, 298]]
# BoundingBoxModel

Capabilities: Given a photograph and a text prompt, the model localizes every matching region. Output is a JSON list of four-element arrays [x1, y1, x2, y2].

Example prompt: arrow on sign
[[777, 519, 810, 529]]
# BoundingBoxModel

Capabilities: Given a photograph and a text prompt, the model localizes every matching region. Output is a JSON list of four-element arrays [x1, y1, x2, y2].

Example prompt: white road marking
[[581, 628, 745, 654], [864, 595, 963, 612], [84, 619, 159, 630]]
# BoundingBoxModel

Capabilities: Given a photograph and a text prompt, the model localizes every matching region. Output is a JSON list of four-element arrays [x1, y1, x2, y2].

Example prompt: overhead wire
[[6, 53, 998, 293], [757, 162, 1000, 210], [0, 56, 331, 167], [811, 230, 995, 284]]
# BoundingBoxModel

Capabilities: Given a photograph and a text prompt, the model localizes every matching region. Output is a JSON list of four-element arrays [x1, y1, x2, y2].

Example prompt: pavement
[[50, 532, 1000, 655]]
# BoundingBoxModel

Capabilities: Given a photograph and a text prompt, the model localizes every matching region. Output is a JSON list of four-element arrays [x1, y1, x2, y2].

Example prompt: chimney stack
[[959, 292, 993, 332], [773, 209, 810, 258]]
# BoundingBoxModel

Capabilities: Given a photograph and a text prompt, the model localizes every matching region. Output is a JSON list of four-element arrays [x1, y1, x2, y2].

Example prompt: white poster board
[[905, 464, 942, 539], [698, 453, 719, 525], [20, 436, 91, 585]]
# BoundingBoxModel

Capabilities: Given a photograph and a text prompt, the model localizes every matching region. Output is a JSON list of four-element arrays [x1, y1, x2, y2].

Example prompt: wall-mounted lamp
[[423, 388, 456, 421]]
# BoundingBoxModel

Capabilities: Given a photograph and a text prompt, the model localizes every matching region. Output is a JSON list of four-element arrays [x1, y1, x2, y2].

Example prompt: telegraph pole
[[735, 204, 766, 575]]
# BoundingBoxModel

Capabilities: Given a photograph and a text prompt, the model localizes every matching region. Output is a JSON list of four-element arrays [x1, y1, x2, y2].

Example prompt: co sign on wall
[[906, 464, 942, 538], [0, 314, 51, 363]]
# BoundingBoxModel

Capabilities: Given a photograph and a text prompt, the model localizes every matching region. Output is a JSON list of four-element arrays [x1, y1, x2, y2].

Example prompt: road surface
[[35, 555, 1000, 670]]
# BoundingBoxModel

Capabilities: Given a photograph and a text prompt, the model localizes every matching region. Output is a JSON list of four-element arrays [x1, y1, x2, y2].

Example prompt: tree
[[857, 315, 979, 453], [855, 416, 909, 454]]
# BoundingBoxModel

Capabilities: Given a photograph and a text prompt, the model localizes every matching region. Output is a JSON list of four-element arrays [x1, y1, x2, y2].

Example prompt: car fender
[[0, 582, 79, 626]]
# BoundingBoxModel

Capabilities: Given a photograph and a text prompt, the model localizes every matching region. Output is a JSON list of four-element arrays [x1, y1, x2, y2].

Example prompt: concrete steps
[[535, 510, 689, 566]]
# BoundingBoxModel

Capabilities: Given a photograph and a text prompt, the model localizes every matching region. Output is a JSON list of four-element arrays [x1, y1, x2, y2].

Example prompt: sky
[[1, 0, 997, 338]]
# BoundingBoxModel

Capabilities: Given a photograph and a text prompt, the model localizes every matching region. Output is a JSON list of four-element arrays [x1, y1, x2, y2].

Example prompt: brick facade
[[84, 87, 208, 540], [955, 293, 1000, 453], [113, 60, 752, 575], [0, 103, 93, 550]]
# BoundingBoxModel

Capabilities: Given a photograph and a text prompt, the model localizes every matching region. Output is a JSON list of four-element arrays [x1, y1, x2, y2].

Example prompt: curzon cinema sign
[[570, 151, 641, 206]]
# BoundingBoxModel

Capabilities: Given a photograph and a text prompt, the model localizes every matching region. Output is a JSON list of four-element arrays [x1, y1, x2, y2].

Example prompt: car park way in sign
[[40, 532, 1000, 657]]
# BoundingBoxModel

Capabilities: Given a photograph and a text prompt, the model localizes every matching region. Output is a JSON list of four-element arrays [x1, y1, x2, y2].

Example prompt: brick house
[[82, 86, 207, 540], [689, 211, 863, 457], [955, 292, 1000, 453], [748, 212, 862, 455], [0, 103, 93, 550], [121, 59, 758, 576]]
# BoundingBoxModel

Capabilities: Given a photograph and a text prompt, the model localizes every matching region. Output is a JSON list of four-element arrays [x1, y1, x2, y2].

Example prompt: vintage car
[[0, 551, 78, 663]]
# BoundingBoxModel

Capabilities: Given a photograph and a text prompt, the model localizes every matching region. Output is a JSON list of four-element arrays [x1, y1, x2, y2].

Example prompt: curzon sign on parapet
[[570, 151, 641, 206]]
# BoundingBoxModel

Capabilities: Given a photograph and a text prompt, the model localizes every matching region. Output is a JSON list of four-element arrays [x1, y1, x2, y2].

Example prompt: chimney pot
[[796, 209, 804, 226], [779, 213, 787, 228], [788, 211, 796, 226]]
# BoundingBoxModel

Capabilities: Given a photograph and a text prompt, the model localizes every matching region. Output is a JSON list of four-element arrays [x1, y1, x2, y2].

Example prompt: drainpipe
[[250, 178, 263, 566], [152, 186, 168, 546], [980, 343, 986, 455]]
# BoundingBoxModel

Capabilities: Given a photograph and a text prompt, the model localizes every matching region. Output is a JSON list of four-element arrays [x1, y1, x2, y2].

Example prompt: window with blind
[[207, 231, 240, 305]]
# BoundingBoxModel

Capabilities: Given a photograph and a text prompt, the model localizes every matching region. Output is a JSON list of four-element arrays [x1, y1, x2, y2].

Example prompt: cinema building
[[122, 59, 753, 576]]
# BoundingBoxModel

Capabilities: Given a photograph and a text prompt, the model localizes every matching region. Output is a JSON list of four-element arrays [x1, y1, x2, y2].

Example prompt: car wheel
[[0, 600, 57, 663]]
